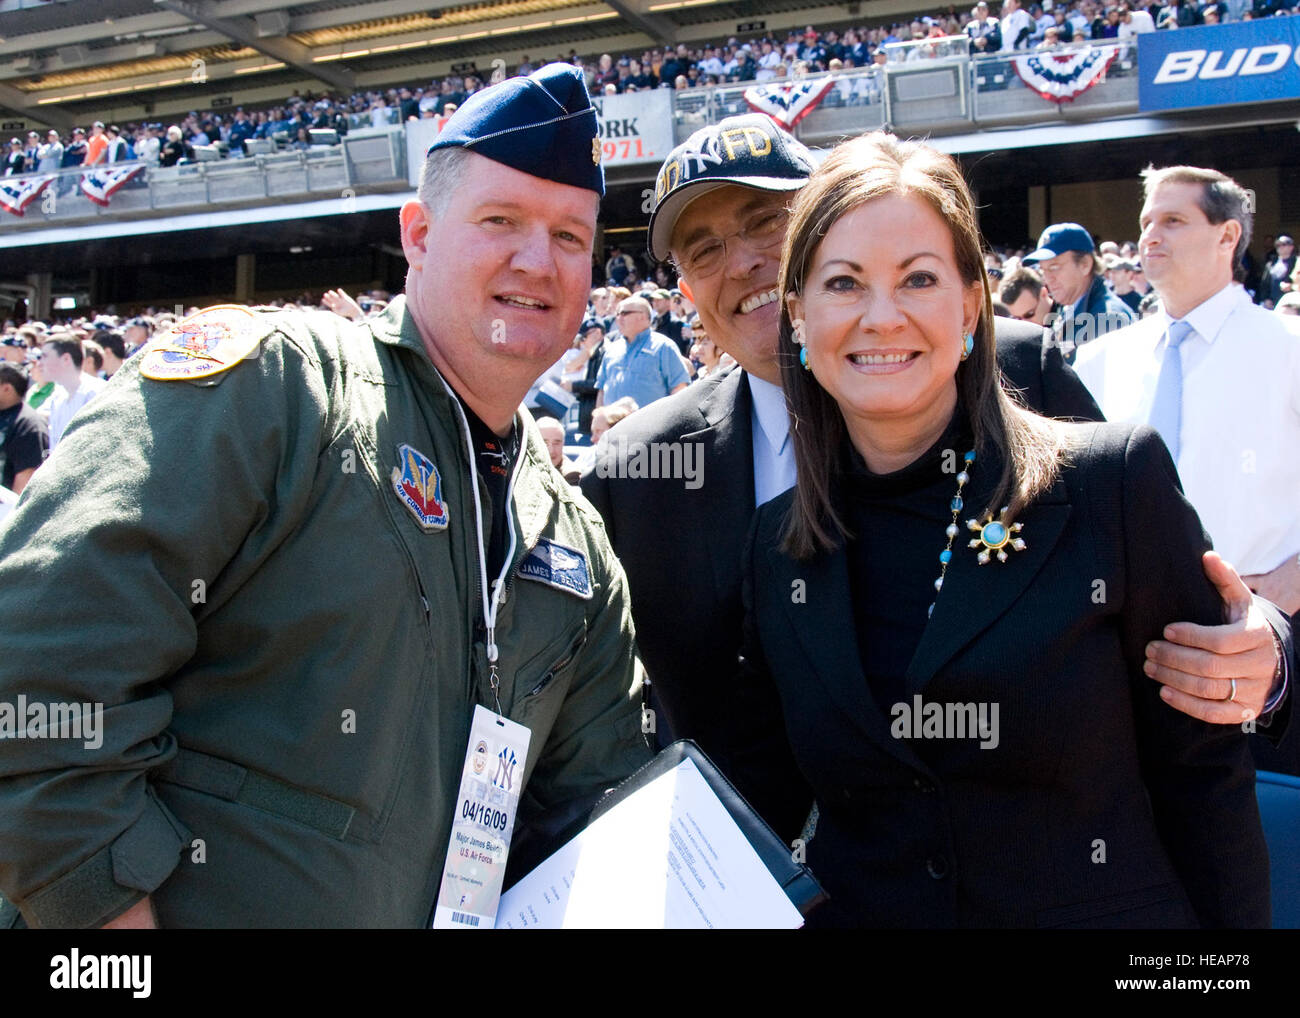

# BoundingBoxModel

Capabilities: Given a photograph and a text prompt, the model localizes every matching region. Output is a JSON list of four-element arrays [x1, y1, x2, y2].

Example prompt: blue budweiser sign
[[1138, 18, 1300, 111]]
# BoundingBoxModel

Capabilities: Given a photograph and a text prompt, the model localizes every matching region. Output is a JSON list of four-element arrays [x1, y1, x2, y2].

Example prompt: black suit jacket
[[581, 320, 1101, 757], [740, 423, 1270, 928]]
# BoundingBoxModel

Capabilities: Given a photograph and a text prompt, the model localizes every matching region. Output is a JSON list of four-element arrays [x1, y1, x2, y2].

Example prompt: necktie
[[1148, 319, 1194, 461]]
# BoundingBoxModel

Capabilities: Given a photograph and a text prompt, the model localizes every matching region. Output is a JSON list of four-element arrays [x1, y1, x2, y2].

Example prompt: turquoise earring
[[799, 347, 809, 370], [960, 332, 974, 361]]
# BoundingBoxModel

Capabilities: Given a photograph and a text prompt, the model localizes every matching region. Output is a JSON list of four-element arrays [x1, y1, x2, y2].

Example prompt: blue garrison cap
[[427, 62, 604, 196]]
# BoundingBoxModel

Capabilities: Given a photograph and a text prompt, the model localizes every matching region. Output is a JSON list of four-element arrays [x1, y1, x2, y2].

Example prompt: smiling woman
[[731, 131, 1270, 929]]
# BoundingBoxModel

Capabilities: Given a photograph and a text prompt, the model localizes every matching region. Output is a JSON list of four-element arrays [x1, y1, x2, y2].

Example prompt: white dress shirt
[[748, 373, 797, 507], [48, 375, 106, 451], [1074, 284, 1300, 575]]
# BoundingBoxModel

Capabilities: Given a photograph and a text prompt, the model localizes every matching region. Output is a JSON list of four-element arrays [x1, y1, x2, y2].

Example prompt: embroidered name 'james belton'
[[891, 695, 1000, 750], [0, 696, 102, 750], [594, 436, 704, 490]]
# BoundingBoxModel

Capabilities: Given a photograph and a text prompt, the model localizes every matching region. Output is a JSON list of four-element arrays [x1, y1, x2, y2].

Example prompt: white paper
[[496, 757, 805, 929]]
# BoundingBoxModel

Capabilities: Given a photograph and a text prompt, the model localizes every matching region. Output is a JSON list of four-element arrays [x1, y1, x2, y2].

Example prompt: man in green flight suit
[[0, 64, 650, 928]]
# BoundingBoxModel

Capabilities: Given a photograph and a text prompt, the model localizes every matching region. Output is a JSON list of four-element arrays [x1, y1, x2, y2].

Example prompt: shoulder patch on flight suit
[[518, 538, 592, 600], [140, 305, 270, 384]]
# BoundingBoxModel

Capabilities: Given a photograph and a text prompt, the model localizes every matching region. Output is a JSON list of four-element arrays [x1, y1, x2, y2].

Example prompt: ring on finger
[[1228, 678, 1238, 703]]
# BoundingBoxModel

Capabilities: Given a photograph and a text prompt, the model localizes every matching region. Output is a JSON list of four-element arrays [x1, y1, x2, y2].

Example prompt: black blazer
[[580, 319, 1101, 764], [739, 423, 1270, 928]]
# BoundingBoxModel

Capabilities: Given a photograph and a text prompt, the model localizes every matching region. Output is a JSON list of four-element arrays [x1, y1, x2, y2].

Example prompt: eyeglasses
[[675, 206, 789, 279], [615, 309, 644, 318]]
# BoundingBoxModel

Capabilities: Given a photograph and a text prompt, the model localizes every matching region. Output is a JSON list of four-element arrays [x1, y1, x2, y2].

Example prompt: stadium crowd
[[8, 0, 1298, 173]]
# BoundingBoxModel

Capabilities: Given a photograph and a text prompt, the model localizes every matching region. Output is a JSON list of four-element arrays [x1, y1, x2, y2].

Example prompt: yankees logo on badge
[[392, 443, 450, 531]]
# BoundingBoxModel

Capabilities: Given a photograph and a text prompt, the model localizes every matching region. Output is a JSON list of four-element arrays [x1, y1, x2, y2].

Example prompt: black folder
[[511, 739, 827, 921]]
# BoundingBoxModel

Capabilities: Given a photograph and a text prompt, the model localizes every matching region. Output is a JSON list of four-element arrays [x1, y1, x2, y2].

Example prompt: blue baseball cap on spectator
[[427, 62, 604, 196], [1024, 223, 1095, 264]]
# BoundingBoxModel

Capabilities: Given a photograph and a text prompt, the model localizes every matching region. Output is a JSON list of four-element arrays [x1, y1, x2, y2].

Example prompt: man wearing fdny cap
[[0, 63, 649, 928], [1023, 222, 1134, 363], [581, 114, 1292, 840]]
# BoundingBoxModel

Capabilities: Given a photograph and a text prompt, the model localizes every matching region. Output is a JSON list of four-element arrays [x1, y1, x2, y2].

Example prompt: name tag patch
[[518, 539, 592, 600]]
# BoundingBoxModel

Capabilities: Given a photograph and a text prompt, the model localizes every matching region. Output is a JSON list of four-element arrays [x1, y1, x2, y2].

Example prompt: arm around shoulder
[[1116, 425, 1270, 927]]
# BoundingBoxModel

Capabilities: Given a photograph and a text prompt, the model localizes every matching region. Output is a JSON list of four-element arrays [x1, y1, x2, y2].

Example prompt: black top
[[843, 408, 978, 716], [0, 402, 48, 490], [457, 398, 519, 580]]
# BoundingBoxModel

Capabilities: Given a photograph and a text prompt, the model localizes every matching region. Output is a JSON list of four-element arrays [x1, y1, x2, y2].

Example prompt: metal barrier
[[664, 41, 1138, 146], [0, 128, 407, 228]]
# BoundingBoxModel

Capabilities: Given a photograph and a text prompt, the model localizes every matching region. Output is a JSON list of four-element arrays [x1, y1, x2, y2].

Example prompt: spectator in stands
[[1001, 0, 1037, 49], [595, 296, 689, 410], [227, 109, 255, 155], [61, 128, 87, 172], [35, 129, 62, 175], [83, 122, 109, 166], [1106, 256, 1145, 312], [0, 363, 46, 495], [968, 1, 1004, 50], [650, 288, 686, 353], [998, 265, 1054, 324], [22, 131, 39, 173], [368, 96, 391, 129], [40, 337, 106, 451], [605, 246, 635, 286], [4, 139, 25, 176], [93, 330, 129, 378], [1119, 1, 1159, 33], [159, 126, 193, 167], [105, 125, 130, 163], [138, 124, 162, 164], [1024, 222, 1135, 360], [535, 417, 575, 481], [589, 397, 638, 444], [1260, 234, 1296, 307], [689, 318, 731, 381], [81, 340, 105, 378], [22, 347, 53, 411], [122, 317, 152, 356]]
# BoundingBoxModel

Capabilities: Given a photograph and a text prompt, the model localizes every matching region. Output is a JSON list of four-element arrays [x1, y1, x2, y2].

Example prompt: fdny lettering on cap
[[392, 443, 449, 531], [140, 305, 268, 382], [518, 538, 592, 600], [653, 124, 774, 204]]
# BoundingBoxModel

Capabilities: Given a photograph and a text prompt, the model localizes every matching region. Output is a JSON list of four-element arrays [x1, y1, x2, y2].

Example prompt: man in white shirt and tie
[[1075, 165, 1300, 627]]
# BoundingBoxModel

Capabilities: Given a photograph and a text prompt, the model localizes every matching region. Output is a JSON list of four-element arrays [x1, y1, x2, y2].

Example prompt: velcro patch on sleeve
[[517, 538, 593, 600], [140, 304, 270, 383]]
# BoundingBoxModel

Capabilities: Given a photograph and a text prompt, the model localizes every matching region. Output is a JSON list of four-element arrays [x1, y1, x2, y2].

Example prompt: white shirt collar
[[747, 373, 789, 454], [1157, 282, 1248, 345]]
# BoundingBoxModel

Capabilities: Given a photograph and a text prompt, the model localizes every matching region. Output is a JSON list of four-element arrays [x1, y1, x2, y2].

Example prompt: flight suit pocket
[[510, 624, 587, 727]]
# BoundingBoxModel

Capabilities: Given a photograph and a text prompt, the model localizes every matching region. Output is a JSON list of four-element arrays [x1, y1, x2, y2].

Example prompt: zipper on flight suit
[[526, 630, 588, 698]]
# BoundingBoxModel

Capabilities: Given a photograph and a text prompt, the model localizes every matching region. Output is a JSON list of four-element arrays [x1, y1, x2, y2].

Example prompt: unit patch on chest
[[391, 443, 449, 531], [518, 538, 592, 600]]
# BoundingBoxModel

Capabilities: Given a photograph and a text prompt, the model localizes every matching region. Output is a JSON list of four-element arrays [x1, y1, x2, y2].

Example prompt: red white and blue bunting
[[744, 77, 836, 130], [1012, 45, 1119, 103], [0, 173, 54, 217], [79, 164, 146, 207]]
